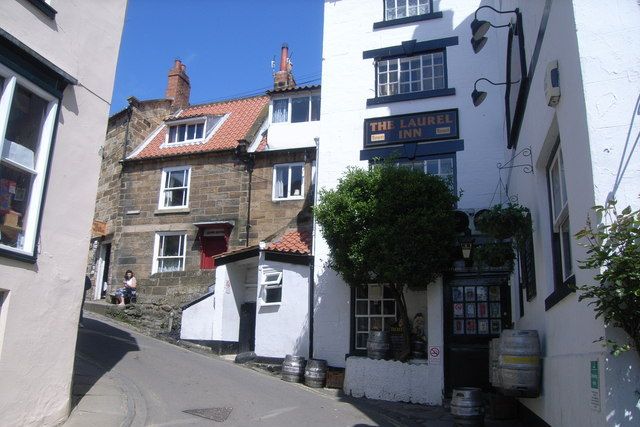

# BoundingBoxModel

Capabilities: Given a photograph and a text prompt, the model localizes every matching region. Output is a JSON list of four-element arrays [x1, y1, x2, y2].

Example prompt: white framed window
[[271, 95, 320, 123], [377, 51, 445, 97], [152, 232, 187, 273], [167, 121, 204, 144], [158, 166, 191, 209], [0, 64, 59, 258], [273, 163, 304, 200], [548, 145, 573, 281], [354, 284, 397, 350], [385, 0, 431, 20], [260, 269, 283, 304]]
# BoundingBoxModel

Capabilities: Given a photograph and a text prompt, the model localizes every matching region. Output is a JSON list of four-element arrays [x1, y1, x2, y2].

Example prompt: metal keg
[[367, 331, 391, 360], [281, 354, 306, 383], [498, 330, 541, 397], [451, 387, 484, 426], [304, 359, 328, 388]]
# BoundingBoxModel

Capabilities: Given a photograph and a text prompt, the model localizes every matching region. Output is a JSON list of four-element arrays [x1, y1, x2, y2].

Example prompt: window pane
[[5, 85, 48, 168], [0, 166, 33, 249], [441, 159, 454, 175], [195, 123, 204, 139], [383, 300, 395, 315], [357, 286, 368, 298], [356, 333, 368, 349], [186, 124, 196, 140], [159, 258, 182, 272], [168, 126, 177, 143], [165, 189, 186, 207], [266, 286, 282, 303], [310, 95, 321, 121], [291, 97, 310, 123], [356, 300, 368, 315], [274, 166, 288, 198], [167, 170, 185, 188], [370, 317, 383, 331], [272, 99, 288, 123], [551, 159, 562, 220], [357, 317, 368, 331], [558, 151, 568, 206], [370, 300, 382, 315], [290, 165, 303, 197], [162, 235, 183, 256], [426, 159, 439, 175]]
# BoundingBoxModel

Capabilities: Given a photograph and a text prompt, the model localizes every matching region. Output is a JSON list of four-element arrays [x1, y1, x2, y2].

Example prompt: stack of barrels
[[281, 354, 328, 388], [490, 330, 541, 397]]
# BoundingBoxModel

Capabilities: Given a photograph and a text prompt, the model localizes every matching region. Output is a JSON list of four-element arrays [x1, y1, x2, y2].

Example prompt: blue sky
[[110, 0, 324, 114]]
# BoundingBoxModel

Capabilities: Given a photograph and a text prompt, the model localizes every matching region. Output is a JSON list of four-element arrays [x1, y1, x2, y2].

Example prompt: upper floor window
[[260, 269, 283, 305], [385, 0, 431, 21], [378, 51, 445, 97], [164, 115, 225, 147], [159, 166, 191, 209], [272, 95, 320, 123], [168, 122, 203, 144], [153, 232, 187, 273], [0, 66, 59, 259], [548, 145, 572, 282], [399, 156, 453, 182], [273, 163, 304, 201]]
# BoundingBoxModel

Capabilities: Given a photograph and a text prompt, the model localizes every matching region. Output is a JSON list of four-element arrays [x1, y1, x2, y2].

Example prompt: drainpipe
[[308, 136, 320, 359], [234, 139, 254, 247]]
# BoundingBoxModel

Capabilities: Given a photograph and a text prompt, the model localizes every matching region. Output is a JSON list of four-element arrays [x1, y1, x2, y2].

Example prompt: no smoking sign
[[428, 346, 441, 364]]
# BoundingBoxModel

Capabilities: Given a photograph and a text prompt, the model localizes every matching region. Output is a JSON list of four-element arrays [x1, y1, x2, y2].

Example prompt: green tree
[[575, 201, 640, 355], [315, 162, 459, 359]]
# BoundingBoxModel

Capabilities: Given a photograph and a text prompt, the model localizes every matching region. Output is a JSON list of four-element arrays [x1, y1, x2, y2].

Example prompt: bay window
[[0, 64, 59, 259]]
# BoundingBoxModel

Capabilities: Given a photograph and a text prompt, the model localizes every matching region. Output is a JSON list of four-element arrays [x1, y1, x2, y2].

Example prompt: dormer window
[[163, 115, 225, 147], [272, 95, 320, 123], [168, 122, 204, 144]]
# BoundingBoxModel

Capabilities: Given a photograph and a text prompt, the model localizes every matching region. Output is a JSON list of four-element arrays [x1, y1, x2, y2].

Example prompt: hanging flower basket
[[473, 242, 515, 270], [475, 203, 531, 241]]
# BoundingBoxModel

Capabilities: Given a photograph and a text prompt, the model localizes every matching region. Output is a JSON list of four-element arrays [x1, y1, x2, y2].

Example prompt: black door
[[443, 274, 511, 396], [101, 243, 111, 298], [238, 302, 256, 353]]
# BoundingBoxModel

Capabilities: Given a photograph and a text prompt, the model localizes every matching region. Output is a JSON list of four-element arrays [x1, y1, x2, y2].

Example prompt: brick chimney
[[273, 43, 296, 91], [165, 59, 190, 110]]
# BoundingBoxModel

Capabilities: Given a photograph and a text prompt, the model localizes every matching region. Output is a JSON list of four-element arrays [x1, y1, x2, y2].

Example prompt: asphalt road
[[76, 315, 387, 427]]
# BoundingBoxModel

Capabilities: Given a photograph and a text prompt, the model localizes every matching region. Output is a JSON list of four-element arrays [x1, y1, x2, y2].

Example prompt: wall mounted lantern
[[472, 78, 519, 107], [470, 5, 522, 54]]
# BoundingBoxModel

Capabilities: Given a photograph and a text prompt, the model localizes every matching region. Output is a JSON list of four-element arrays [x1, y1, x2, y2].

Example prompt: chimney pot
[[165, 59, 191, 110]]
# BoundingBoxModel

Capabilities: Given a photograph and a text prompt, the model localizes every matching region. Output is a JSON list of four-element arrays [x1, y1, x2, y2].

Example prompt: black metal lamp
[[470, 5, 520, 53], [472, 78, 519, 107]]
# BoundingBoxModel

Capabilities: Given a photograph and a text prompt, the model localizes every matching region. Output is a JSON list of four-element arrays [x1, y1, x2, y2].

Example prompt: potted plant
[[473, 242, 515, 270], [475, 203, 531, 241]]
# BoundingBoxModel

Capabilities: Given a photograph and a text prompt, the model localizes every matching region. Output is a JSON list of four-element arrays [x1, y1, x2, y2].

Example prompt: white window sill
[[259, 301, 282, 307], [272, 196, 304, 202], [154, 207, 190, 215]]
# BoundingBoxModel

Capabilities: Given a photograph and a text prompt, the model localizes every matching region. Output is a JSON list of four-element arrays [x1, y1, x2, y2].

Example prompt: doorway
[[238, 302, 256, 353], [443, 274, 511, 396], [94, 243, 111, 300]]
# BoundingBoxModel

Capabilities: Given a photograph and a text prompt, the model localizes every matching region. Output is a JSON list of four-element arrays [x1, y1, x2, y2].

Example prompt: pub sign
[[364, 109, 459, 147]]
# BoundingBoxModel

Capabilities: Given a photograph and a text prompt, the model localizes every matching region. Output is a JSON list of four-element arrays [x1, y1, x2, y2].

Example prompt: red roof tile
[[266, 230, 312, 255], [130, 95, 269, 160]]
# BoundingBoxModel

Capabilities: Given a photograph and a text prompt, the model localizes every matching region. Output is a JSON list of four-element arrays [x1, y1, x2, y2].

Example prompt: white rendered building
[[316, 0, 639, 425], [0, 1, 127, 425]]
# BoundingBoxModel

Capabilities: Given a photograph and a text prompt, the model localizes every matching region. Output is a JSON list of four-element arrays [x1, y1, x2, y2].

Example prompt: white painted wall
[[267, 90, 321, 150], [180, 293, 215, 340], [0, 1, 126, 426], [316, 0, 507, 368], [254, 255, 310, 359], [499, 0, 640, 425]]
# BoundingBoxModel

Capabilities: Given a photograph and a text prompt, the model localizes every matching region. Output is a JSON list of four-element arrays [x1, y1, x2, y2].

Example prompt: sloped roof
[[129, 95, 269, 160], [266, 230, 312, 255]]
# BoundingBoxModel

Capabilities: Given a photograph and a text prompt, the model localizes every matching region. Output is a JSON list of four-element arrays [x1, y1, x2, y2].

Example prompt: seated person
[[115, 270, 137, 306]]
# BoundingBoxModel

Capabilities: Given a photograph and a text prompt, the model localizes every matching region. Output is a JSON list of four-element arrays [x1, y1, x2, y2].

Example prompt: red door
[[200, 236, 228, 269]]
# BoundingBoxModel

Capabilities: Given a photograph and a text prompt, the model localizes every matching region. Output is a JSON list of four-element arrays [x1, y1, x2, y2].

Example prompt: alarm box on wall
[[545, 60, 561, 107]]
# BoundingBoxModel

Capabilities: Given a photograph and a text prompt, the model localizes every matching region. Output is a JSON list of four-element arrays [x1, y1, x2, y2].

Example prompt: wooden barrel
[[451, 387, 484, 426], [489, 338, 501, 387], [304, 359, 328, 388], [498, 330, 540, 397], [367, 331, 391, 360], [281, 355, 306, 383]]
